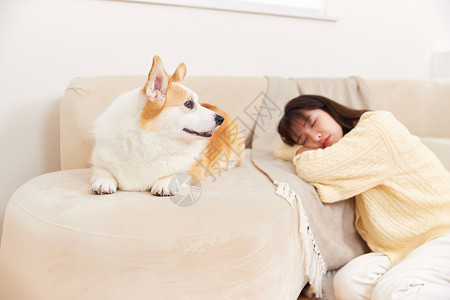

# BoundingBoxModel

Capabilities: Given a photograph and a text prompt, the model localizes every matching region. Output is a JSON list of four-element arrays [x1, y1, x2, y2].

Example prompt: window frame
[[124, 0, 338, 21]]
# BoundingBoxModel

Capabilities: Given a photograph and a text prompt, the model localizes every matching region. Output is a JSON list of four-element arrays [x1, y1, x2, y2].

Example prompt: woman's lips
[[322, 136, 330, 148]]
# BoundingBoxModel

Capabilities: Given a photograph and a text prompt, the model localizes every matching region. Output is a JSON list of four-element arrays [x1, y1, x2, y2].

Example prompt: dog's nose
[[215, 114, 224, 125]]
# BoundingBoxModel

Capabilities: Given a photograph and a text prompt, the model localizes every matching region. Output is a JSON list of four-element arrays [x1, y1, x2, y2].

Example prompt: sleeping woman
[[277, 94, 450, 300]]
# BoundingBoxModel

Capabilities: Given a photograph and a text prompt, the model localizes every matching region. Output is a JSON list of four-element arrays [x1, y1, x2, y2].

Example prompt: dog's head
[[140, 56, 223, 139]]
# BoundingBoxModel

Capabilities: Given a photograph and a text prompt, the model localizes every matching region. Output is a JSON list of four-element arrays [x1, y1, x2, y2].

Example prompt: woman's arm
[[293, 112, 392, 203], [295, 146, 318, 155]]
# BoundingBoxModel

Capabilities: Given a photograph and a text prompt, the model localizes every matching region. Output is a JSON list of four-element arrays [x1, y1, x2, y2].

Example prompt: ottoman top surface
[[10, 150, 291, 239]]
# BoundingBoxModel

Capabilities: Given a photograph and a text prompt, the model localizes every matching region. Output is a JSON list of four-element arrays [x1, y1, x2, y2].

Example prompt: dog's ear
[[144, 56, 169, 104], [171, 63, 187, 83]]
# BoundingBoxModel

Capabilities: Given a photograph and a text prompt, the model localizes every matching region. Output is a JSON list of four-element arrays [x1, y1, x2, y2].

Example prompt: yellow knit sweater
[[293, 111, 450, 264]]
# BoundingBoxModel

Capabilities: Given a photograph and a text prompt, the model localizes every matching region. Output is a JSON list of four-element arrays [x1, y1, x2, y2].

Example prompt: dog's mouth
[[183, 128, 213, 138]]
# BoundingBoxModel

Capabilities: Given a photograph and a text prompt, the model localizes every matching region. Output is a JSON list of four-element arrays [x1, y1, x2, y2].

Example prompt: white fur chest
[[108, 136, 205, 191], [91, 88, 207, 191]]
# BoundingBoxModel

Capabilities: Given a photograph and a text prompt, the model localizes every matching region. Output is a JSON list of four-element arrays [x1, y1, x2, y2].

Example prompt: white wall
[[0, 0, 449, 239]]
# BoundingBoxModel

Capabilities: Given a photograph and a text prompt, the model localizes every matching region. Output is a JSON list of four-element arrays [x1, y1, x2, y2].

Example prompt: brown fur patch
[[140, 87, 164, 124], [188, 103, 245, 181], [140, 82, 192, 129], [165, 82, 191, 107], [171, 63, 187, 82]]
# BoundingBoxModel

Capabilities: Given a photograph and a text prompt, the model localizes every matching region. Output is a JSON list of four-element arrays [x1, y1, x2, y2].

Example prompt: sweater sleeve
[[293, 112, 392, 203]]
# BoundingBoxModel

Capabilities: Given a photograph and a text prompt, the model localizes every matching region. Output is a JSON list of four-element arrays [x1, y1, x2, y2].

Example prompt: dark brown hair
[[277, 95, 369, 146]]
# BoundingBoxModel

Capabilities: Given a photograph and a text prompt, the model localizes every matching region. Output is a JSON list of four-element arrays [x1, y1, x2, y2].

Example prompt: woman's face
[[290, 109, 344, 149]]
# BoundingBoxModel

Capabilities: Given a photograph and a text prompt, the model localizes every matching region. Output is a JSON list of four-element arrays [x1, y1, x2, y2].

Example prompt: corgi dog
[[90, 56, 244, 196]]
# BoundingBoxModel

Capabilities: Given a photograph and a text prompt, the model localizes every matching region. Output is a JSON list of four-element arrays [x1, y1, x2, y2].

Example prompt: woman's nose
[[305, 129, 321, 144], [311, 133, 322, 144]]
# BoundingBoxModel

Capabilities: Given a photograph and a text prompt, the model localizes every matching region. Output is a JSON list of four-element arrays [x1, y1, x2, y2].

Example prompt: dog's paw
[[150, 176, 179, 196], [91, 177, 117, 195]]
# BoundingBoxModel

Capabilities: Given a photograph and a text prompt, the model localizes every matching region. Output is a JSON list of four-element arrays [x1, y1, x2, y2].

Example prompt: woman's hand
[[295, 146, 319, 156]]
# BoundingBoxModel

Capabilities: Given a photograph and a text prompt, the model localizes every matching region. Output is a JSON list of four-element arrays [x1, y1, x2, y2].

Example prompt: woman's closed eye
[[301, 120, 315, 145]]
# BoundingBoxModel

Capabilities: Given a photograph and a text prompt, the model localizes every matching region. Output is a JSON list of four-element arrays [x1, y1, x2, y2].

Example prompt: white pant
[[333, 234, 450, 300]]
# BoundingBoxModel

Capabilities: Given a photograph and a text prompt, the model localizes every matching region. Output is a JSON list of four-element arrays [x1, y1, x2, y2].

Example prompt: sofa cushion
[[0, 150, 306, 300], [273, 142, 302, 162], [421, 137, 450, 171]]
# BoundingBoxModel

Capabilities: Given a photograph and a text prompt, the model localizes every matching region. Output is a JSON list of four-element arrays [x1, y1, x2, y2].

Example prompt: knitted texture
[[294, 111, 450, 264]]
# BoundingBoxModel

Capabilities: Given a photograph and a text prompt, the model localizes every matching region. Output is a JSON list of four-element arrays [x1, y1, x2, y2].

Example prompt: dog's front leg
[[90, 167, 118, 195], [150, 174, 187, 196]]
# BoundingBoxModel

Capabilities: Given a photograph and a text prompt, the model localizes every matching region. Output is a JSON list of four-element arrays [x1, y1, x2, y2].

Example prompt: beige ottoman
[[0, 151, 306, 300]]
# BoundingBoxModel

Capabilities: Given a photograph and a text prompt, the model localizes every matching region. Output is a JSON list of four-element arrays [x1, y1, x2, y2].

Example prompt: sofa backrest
[[366, 79, 450, 139], [60, 76, 450, 170], [60, 76, 267, 170]]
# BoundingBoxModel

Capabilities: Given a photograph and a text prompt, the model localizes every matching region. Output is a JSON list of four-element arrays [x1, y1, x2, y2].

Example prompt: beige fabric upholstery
[[366, 79, 450, 138], [0, 150, 306, 300], [60, 76, 267, 170], [1, 75, 449, 299], [421, 137, 450, 171], [60, 77, 450, 171]]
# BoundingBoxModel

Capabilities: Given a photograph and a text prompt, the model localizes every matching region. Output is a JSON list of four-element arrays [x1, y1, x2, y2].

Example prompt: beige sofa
[[0, 76, 449, 300]]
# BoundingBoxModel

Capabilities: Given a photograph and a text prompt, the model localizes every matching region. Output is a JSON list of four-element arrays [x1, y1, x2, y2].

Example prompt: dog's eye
[[184, 100, 194, 109]]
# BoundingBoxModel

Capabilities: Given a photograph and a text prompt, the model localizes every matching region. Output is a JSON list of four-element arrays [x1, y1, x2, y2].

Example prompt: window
[[127, 0, 337, 21]]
